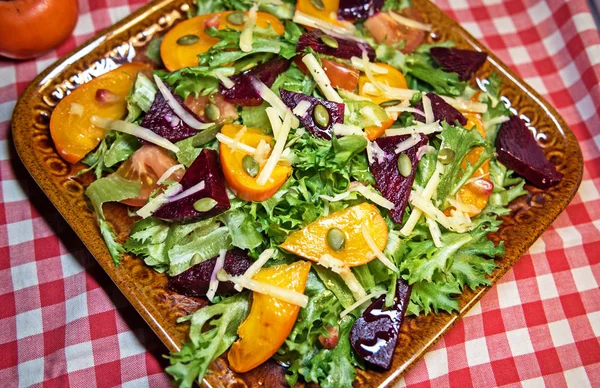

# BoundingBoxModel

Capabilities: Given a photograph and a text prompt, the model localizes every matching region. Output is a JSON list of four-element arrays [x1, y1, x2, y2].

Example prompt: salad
[[48, 0, 563, 386]]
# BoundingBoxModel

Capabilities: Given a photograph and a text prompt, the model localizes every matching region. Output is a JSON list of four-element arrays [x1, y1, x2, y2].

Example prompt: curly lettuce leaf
[[166, 294, 249, 388], [404, 52, 466, 96], [126, 72, 157, 122], [157, 66, 235, 99]]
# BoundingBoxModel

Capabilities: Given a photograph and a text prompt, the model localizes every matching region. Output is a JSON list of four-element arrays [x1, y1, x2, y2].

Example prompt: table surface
[[1, 0, 599, 387]]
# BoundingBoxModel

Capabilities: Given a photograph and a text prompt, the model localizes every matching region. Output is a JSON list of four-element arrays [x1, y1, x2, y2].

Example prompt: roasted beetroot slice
[[350, 278, 411, 370], [496, 115, 562, 189], [338, 0, 384, 20], [296, 30, 375, 61], [370, 135, 428, 223], [168, 248, 252, 297], [220, 58, 290, 107], [153, 149, 230, 222], [430, 47, 488, 81], [414, 92, 467, 126], [280, 89, 344, 140], [140, 89, 202, 142]]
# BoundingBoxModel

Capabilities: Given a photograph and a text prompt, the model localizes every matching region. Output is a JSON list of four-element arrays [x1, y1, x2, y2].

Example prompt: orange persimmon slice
[[280, 203, 388, 267], [161, 11, 285, 71], [228, 260, 311, 373], [219, 124, 291, 202], [49, 62, 151, 164]]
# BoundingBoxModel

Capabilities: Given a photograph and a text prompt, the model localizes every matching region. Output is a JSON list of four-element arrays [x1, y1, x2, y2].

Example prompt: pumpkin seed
[[313, 104, 330, 128], [437, 148, 456, 165], [193, 198, 218, 212], [226, 11, 247, 26], [379, 99, 402, 108], [397, 153, 412, 177], [176, 34, 199, 46], [327, 228, 346, 252], [205, 104, 220, 122], [310, 0, 325, 10], [320, 35, 339, 49], [242, 155, 260, 177]]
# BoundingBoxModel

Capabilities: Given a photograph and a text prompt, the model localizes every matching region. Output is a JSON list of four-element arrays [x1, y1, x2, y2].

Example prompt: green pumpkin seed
[[242, 155, 260, 177], [437, 148, 456, 165], [226, 11, 247, 26], [320, 35, 339, 49], [205, 104, 220, 122], [310, 0, 325, 10], [176, 34, 199, 46], [313, 104, 330, 128], [327, 228, 346, 252], [379, 99, 402, 108], [397, 153, 412, 177], [193, 198, 218, 212]]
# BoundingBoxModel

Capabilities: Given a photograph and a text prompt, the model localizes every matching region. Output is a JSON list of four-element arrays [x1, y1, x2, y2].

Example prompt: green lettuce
[[157, 66, 235, 99], [404, 52, 466, 96], [125, 72, 157, 122], [166, 293, 249, 388], [80, 132, 140, 178]]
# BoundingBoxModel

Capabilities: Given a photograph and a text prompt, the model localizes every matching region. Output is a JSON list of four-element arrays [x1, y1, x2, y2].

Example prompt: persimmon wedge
[[358, 63, 407, 140], [219, 124, 292, 202], [228, 260, 311, 373], [296, 0, 346, 27], [161, 11, 285, 71], [49, 62, 151, 164], [456, 113, 493, 216], [280, 203, 388, 267]]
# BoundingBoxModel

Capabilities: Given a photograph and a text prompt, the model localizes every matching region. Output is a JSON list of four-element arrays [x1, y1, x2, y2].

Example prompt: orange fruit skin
[[49, 63, 151, 164], [228, 261, 311, 373], [161, 11, 285, 71], [0, 0, 78, 59], [280, 203, 388, 267], [219, 124, 292, 202]]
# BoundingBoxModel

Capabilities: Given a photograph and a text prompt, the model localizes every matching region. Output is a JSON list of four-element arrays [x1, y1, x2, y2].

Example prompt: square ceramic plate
[[12, 0, 583, 386]]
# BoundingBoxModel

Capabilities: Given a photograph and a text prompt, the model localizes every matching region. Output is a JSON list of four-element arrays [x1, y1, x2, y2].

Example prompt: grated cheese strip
[[254, 140, 271, 165], [350, 57, 389, 74], [256, 110, 292, 185], [230, 126, 247, 153], [206, 249, 227, 302], [362, 82, 419, 100], [69, 102, 84, 116], [319, 183, 394, 210], [388, 11, 432, 31], [292, 10, 355, 35], [156, 164, 184, 185], [441, 96, 487, 113], [422, 94, 434, 124], [340, 289, 386, 318], [339, 267, 367, 300], [394, 133, 422, 154], [385, 106, 425, 117], [265, 106, 282, 138], [400, 162, 442, 236], [360, 106, 383, 127], [447, 197, 480, 214], [333, 123, 364, 136], [216, 133, 257, 154], [361, 224, 399, 273], [426, 217, 443, 248], [292, 100, 312, 116], [302, 53, 344, 103], [239, 4, 258, 52], [251, 77, 299, 128], [234, 248, 275, 292], [409, 194, 451, 230], [385, 121, 442, 136], [216, 71, 235, 89], [218, 270, 308, 307], [136, 183, 183, 219], [91, 116, 179, 153]]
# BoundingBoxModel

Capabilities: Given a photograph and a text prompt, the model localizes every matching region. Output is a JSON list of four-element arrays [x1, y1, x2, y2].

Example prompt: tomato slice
[[364, 8, 425, 54], [161, 11, 285, 71], [115, 145, 184, 207], [456, 113, 493, 216], [184, 93, 239, 123], [295, 57, 359, 91]]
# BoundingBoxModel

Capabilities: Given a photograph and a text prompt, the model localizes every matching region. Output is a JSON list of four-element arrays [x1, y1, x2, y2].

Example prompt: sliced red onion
[[153, 75, 213, 130], [206, 249, 227, 302], [394, 133, 422, 154], [167, 180, 206, 203], [416, 144, 435, 160]]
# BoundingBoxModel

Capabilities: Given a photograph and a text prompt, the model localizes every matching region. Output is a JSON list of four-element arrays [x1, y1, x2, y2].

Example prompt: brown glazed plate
[[11, 0, 583, 386]]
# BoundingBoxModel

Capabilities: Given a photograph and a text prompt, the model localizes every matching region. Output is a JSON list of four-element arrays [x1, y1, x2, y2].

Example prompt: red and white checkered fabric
[[1, 0, 598, 387]]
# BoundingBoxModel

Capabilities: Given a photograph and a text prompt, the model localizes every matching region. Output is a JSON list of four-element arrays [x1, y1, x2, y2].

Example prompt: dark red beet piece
[[168, 248, 252, 297], [369, 135, 428, 223], [430, 47, 488, 81], [414, 92, 467, 126], [153, 149, 230, 222], [350, 278, 411, 370], [140, 89, 203, 142], [220, 58, 290, 107], [496, 115, 562, 189], [338, 0, 384, 20], [296, 30, 376, 61], [279, 89, 344, 140]]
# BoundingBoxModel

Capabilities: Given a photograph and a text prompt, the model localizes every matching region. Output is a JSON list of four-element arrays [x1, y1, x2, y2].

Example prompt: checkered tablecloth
[[1, 0, 599, 387]]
